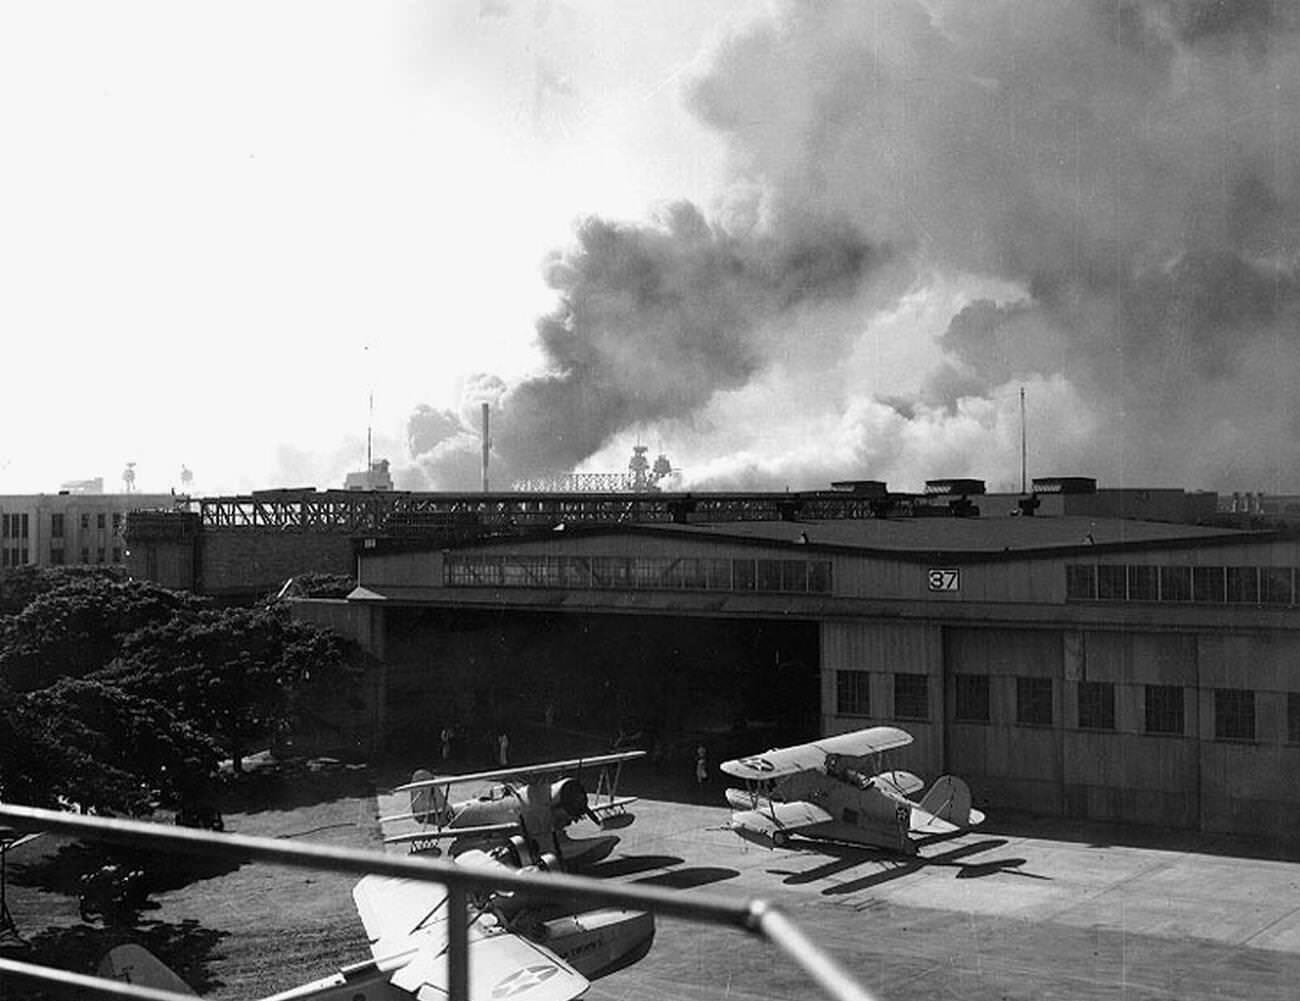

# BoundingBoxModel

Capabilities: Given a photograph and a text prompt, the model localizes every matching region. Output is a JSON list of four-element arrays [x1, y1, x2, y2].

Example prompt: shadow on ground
[[11, 840, 242, 897], [218, 754, 374, 815], [0, 917, 226, 999], [633, 866, 740, 890]]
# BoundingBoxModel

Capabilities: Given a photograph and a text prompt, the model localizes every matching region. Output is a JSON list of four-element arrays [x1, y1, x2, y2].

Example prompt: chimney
[[481, 403, 491, 493]]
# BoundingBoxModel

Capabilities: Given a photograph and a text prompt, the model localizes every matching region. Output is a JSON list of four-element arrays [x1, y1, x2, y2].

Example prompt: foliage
[[0, 573, 356, 811], [0, 677, 219, 814], [263, 572, 356, 602], [101, 606, 355, 772], [0, 564, 127, 615], [0, 575, 208, 691]]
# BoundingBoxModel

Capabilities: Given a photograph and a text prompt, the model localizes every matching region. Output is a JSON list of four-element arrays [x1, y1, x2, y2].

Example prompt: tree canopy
[[0, 573, 208, 691], [0, 568, 358, 812], [102, 606, 354, 772]]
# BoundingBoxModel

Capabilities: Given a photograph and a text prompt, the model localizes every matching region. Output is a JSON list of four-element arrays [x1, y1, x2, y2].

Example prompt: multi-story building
[[0, 489, 178, 570]]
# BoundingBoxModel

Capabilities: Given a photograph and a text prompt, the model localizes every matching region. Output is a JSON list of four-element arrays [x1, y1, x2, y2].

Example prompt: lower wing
[[730, 800, 832, 839], [383, 822, 521, 846]]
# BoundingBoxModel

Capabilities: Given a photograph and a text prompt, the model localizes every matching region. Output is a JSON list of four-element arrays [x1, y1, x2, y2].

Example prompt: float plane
[[722, 726, 984, 855], [98, 833, 653, 1001], [381, 750, 645, 869]]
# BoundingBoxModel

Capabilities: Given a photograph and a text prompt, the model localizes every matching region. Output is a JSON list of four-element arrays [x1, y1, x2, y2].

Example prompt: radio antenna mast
[[1019, 386, 1027, 494], [366, 391, 374, 473]]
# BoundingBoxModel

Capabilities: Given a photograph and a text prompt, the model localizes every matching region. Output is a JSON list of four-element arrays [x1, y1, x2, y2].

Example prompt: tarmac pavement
[[374, 775, 1300, 1001]]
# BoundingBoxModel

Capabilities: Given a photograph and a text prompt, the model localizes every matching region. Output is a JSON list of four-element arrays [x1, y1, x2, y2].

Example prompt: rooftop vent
[[829, 479, 888, 497], [1031, 476, 1097, 495], [924, 478, 986, 496]]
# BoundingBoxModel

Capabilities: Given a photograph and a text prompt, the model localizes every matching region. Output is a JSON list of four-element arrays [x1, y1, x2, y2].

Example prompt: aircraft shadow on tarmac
[[765, 838, 1050, 895], [633, 867, 741, 890], [597, 813, 637, 831], [584, 854, 685, 879]]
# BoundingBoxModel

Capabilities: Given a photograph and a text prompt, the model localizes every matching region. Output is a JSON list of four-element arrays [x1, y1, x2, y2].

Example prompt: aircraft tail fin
[[98, 944, 197, 995], [915, 775, 978, 829], [409, 769, 451, 826]]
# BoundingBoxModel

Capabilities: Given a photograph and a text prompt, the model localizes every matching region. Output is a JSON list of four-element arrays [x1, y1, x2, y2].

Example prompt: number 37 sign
[[927, 568, 960, 592]]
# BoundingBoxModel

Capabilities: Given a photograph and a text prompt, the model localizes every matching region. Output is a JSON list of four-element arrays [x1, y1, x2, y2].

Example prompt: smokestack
[[481, 402, 491, 493]]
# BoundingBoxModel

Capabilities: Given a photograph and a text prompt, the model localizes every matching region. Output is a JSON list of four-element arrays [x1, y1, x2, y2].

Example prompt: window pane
[[702, 559, 731, 590], [1145, 685, 1184, 735], [589, 557, 629, 589], [631, 558, 669, 588], [781, 560, 807, 592], [1225, 567, 1259, 604], [1016, 677, 1053, 726], [1127, 565, 1158, 601], [894, 673, 929, 720], [1261, 567, 1293, 606], [1097, 565, 1126, 600], [954, 675, 990, 723], [1289, 693, 1300, 745], [836, 671, 871, 716], [1160, 566, 1191, 602], [1077, 680, 1115, 730], [808, 561, 832, 594], [1214, 688, 1255, 741], [757, 560, 782, 592], [1193, 566, 1225, 603], [1066, 565, 1096, 600], [734, 560, 756, 591], [561, 558, 591, 588]]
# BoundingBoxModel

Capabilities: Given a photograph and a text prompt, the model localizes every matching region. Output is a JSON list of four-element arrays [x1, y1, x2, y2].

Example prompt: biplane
[[98, 833, 654, 1001], [380, 750, 645, 869], [721, 726, 984, 855]]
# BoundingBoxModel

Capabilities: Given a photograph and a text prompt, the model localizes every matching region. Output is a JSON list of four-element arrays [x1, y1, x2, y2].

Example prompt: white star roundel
[[491, 964, 560, 998]]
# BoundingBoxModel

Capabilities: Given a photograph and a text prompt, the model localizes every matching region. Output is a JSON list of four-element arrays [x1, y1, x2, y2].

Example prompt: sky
[[1, 1, 1297, 497]]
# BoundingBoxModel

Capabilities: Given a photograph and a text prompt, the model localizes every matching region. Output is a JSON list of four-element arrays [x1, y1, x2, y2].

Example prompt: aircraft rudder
[[408, 768, 451, 826], [98, 944, 197, 995], [917, 774, 974, 827]]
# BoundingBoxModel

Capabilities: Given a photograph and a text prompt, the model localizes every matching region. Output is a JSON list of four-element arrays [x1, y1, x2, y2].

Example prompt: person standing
[[440, 725, 453, 763], [497, 731, 510, 767], [695, 744, 708, 798]]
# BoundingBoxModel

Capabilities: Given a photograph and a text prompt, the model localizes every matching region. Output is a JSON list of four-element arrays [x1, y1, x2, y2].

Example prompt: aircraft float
[[721, 726, 984, 854]]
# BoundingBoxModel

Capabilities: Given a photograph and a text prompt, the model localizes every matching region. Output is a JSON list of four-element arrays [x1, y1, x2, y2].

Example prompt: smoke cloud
[[412, 0, 1300, 493]]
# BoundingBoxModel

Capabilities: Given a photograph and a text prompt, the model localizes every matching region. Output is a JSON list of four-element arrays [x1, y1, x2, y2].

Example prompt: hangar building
[[291, 480, 1300, 844]]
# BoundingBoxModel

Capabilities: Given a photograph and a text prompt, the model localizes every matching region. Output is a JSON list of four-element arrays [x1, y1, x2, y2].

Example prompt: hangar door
[[943, 626, 1064, 815]]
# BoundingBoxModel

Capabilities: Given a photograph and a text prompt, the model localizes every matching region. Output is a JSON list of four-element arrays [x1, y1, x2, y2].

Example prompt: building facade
[[297, 511, 1300, 845], [0, 491, 176, 570]]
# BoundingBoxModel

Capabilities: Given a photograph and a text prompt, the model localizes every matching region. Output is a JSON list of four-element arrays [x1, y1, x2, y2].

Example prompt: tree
[[0, 678, 219, 815], [0, 565, 126, 615], [0, 575, 208, 692], [102, 606, 354, 772]]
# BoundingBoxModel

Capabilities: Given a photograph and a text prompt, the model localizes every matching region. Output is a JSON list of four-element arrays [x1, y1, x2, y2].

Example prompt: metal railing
[[0, 804, 878, 1001]]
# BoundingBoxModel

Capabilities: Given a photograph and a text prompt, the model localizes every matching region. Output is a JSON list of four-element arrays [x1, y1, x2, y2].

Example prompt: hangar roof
[[471, 513, 1265, 559], [658, 515, 1254, 553]]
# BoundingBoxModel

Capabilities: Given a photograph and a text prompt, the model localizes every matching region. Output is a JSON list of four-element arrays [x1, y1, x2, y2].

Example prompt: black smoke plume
[[412, 0, 1300, 492]]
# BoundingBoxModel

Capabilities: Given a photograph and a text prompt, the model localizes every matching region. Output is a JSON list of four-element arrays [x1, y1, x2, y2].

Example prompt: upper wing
[[395, 750, 647, 793], [720, 727, 913, 780], [353, 875, 589, 1001]]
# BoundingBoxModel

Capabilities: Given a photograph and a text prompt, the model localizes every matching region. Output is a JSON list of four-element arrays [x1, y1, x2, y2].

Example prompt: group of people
[[438, 724, 510, 767]]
